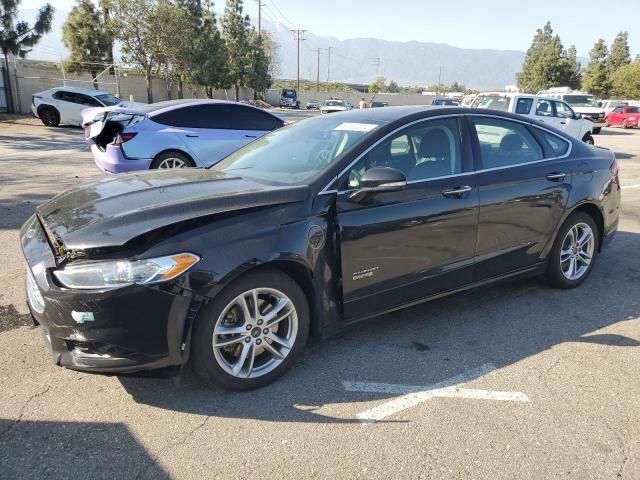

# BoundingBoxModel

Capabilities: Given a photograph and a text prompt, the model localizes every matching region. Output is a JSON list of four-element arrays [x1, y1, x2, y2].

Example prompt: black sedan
[[21, 107, 621, 390]]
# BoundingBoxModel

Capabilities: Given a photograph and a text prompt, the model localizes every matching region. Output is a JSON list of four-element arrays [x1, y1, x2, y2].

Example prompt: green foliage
[[221, 0, 250, 101], [581, 39, 610, 98], [63, 0, 112, 86], [246, 29, 271, 98], [0, 0, 53, 57], [368, 76, 386, 93], [517, 22, 581, 93], [387, 80, 400, 93], [608, 31, 631, 74], [610, 61, 640, 98]]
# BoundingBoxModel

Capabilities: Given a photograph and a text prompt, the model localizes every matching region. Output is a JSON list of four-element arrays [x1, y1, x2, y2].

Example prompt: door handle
[[185, 134, 199, 138], [546, 172, 566, 182], [442, 186, 472, 198], [560, 121, 566, 125], [245, 134, 258, 138]]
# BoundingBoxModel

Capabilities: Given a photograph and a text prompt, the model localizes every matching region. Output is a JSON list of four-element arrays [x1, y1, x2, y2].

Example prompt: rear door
[[335, 116, 479, 319], [224, 104, 284, 146], [52, 91, 86, 125], [469, 115, 572, 279]]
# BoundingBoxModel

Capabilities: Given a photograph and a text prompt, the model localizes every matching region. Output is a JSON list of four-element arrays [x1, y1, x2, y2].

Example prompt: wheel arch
[[36, 103, 59, 117], [566, 202, 605, 252], [151, 149, 197, 168]]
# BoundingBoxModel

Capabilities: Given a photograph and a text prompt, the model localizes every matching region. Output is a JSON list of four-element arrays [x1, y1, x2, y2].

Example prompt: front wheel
[[582, 132, 594, 145], [39, 107, 59, 127], [191, 269, 310, 391], [545, 212, 599, 289]]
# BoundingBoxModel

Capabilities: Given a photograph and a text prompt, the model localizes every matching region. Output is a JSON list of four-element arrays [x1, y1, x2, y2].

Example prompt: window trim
[[319, 113, 572, 195]]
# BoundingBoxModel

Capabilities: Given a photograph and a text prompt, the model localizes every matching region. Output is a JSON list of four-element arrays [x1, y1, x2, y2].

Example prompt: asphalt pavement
[[1, 113, 639, 479]]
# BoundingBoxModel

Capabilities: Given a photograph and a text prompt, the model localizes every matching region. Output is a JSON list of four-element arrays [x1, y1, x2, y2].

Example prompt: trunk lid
[[81, 106, 148, 142]]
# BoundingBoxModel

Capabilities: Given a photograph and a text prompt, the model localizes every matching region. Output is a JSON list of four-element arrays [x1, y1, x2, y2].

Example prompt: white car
[[537, 87, 605, 134], [31, 87, 125, 127], [601, 99, 629, 116], [320, 99, 347, 115], [474, 93, 595, 144]]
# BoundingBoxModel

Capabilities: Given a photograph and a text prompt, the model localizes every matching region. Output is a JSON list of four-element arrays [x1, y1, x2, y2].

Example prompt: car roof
[[142, 99, 278, 117], [44, 86, 114, 96]]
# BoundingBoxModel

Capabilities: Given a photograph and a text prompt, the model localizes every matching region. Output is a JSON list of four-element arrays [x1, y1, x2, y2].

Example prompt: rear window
[[625, 107, 639, 113], [515, 98, 533, 114], [533, 128, 570, 157]]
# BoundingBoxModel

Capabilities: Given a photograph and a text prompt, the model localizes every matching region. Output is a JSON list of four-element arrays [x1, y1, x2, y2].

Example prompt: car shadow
[[0, 134, 88, 153], [0, 420, 170, 479], [118, 230, 640, 424], [615, 151, 634, 159], [598, 129, 635, 136]]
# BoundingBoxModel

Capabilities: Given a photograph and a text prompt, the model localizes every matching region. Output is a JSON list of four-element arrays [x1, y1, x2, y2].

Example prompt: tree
[[246, 29, 271, 99], [387, 80, 400, 93], [517, 22, 580, 93], [564, 45, 582, 89], [608, 31, 631, 75], [63, 0, 112, 89], [0, 0, 53, 109], [367, 76, 386, 93], [581, 39, 610, 97], [111, 0, 162, 103], [221, 0, 250, 101], [610, 61, 640, 98]]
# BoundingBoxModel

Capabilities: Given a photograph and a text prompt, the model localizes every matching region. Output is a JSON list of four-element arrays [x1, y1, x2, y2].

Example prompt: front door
[[553, 101, 582, 139], [468, 115, 572, 279], [335, 117, 479, 320]]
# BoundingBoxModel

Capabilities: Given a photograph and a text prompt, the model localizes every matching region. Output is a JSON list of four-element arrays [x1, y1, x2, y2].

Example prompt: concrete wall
[[10, 60, 253, 114], [265, 88, 436, 108]]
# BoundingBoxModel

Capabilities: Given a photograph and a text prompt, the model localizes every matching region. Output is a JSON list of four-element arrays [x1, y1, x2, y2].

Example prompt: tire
[[592, 127, 601, 134], [545, 211, 599, 289], [604, 118, 610, 127], [39, 107, 59, 127], [582, 133, 594, 145], [191, 269, 310, 391], [150, 151, 195, 169], [621, 120, 628, 129]]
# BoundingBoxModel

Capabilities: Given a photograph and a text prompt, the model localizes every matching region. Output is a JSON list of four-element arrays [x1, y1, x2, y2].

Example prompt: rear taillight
[[610, 156, 619, 177], [114, 132, 137, 145]]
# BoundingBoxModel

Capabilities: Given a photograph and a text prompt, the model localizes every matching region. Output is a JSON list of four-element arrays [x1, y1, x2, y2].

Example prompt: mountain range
[[22, 9, 531, 89]]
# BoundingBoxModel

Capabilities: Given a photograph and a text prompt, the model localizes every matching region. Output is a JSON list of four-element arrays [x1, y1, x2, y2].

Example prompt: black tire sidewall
[[40, 108, 59, 127], [546, 212, 599, 289], [151, 151, 195, 169], [191, 269, 310, 391]]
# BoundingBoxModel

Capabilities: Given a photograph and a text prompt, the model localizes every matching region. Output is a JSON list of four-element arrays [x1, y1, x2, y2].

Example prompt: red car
[[605, 106, 639, 129]]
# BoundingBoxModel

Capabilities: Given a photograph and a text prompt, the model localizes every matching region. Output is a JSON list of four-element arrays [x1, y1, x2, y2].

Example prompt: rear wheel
[[151, 151, 195, 169], [545, 212, 599, 289], [191, 269, 310, 391], [39, 107, 59, 127], [622, 120, 628, 129], [582, 132, 594, 145]]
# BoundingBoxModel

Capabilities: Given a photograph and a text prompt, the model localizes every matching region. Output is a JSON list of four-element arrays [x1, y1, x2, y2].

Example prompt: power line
[[291, 29, 307, 92]]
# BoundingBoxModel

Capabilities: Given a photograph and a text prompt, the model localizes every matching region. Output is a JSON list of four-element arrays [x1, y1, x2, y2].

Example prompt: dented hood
[[36, 169, 309, 250]]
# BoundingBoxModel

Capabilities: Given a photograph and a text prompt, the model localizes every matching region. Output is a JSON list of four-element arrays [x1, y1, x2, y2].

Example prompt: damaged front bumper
[[21, 215, 195, 373]]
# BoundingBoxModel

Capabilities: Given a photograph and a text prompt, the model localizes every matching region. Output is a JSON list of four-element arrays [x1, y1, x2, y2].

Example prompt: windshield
[[475, 95, 511, 111], [564, 95, 599, 108], [282, 89, 296, 98], [96, 93, 122, 106], [324, 100, 344, 106], [211, 116, 386, 186]]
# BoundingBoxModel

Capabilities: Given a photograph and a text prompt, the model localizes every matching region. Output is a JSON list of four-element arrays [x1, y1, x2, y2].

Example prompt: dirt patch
[[0, 304, 34, 332], [0, 114, 41, 126]]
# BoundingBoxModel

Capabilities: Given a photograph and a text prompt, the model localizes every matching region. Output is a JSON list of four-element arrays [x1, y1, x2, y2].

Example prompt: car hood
[[36, 169, 310, 251], [572, 106, 605, 114], [321, 106, 347, 110]]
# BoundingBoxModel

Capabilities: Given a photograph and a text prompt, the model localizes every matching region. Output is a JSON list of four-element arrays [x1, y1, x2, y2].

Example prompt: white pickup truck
[[473, 93, 595, 144]]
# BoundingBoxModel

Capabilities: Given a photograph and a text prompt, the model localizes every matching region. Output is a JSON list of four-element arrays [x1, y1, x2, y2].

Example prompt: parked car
[[279, 88, 299, 109], [537, 87, 605, 134], [344, 101, 353, 110], [81, 99, 285, 173], [320, 99, 347, 114], [22, 106, 620, 390], [32, 87, 127, 127], [474, 93, 595, 144], [431, 97, 460, 106], [605, 105, 639, 129], [370, 101, 389, 108], [601, 99, 629, 116], [461, 94, 477, 107], [306, 100, 320, 110]]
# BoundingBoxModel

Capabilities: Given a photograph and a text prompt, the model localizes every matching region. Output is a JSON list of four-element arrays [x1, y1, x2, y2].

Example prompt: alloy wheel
[[157, 157, 187, 168], [211, 288, 298, 379], [560, 222, 595, 281]]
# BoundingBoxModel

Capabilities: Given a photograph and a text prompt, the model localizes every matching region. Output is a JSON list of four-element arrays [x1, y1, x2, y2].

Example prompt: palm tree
[[0, 0, 54, 111]]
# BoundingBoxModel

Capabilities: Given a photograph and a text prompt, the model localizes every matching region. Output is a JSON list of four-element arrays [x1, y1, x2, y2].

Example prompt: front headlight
[[52, 253, 200, 290]]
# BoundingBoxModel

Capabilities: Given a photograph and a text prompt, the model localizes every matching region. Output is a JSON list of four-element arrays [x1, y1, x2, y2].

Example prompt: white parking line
[[343, 363, 529, 423], [622, 184, 640, 190]]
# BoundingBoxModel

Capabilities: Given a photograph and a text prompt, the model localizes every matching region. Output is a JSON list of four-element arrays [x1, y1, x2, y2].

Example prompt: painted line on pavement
[[343, 363, 529, 423], [622, 184, 640, 190]]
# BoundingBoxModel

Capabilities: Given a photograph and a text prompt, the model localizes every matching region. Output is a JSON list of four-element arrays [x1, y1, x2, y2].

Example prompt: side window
[[226, 105, 283, 131], [536, 99, 554, 117], [515, 98, 533, 114], [153, 106, 201, 128], [343, 118, 462, 189], [554, 101, 575, 119], [471, 116, 544, 169], [532, 128, 570, 157], [78, 94, 101, 107], [613, 107, 623, 113]]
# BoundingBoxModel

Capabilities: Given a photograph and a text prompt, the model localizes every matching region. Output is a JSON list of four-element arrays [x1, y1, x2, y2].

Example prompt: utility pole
[[291, 29, 307, 92], [374, 57, 381, 79], [316, 47, 323, 93], [256, 1, 265, 36], [326, 46, 333, 84], [437, 66, 442, 95]]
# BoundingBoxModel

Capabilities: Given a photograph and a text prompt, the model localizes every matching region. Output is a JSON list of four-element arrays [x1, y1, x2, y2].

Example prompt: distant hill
[[22, 10, 531, 89]]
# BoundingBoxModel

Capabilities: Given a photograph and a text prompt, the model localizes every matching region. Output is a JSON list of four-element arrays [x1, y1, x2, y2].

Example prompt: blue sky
[[20, 0, 640, 58]]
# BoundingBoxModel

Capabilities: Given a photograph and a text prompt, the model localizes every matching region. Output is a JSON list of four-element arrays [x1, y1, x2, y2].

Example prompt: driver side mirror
[[349, 166, 407, 202], [574, 113, 583, 120]]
